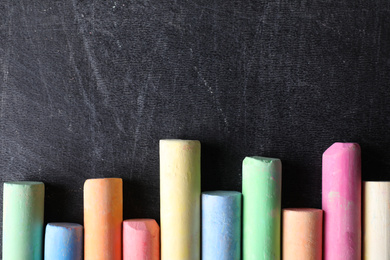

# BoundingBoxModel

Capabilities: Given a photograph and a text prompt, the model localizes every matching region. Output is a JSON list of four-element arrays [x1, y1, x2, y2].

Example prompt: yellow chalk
[[160, 139, 201, 260]]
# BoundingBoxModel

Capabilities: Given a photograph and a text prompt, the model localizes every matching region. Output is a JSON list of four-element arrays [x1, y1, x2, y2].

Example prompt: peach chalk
[[363, 182, 390, 260], [84, 178, 123, 260], [282, 208, 323, 260], [322, 143, 361, 260], [123, 219, 160, 260]]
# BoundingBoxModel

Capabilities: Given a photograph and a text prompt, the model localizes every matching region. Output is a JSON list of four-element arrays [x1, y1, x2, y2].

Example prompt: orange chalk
[[282, 208, 323, 260], [84, 178, 123, 260], [123, 219, 160, 260]]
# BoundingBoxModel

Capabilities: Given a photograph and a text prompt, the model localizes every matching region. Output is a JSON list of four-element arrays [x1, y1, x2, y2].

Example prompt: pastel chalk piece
[[160, 139, 201, 260], [322, 142, 361, 260], [282, 208, 323, 260], [2, 181, 45, 260], [123, 219, 160, 260], [242, 156, 282, 260], [84, 178, 123, 260], [44, 223, 83, 260], [202, 191, 242, 260], [363, 182, 390, 259]]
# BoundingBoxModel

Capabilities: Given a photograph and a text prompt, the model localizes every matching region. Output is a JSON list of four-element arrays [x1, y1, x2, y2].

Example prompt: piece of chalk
[[322, 143, 361, 260], [123, 219, 160, 260], [282, 208, 323, 260], [2, 181, 45, 260], [363, 182, 390, 260], [202, 191, 242, 260], [160, 139, 201, 260], [84, 178, 123, 260], [242, 156, 282, 260], [44, 223, 83, 260]]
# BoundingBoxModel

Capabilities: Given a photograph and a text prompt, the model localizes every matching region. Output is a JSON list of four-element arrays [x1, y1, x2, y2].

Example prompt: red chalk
[[123, 219, 160, 260]]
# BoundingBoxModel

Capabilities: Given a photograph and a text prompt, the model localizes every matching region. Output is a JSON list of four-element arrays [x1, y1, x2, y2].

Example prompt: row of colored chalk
[[45, 219, 159, 260], [0, 181, 321, 260], [2, 140, 389, 260], [159, 140, 386, 260], [2, 180, 159, 260], [45, 219, 160, 259]]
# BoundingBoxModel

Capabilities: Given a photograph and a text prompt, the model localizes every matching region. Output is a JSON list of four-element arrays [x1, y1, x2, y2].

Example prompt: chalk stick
[[2, 181, 45, 260], [242, 156, 282, 260], [363, 182, 390, 259], [202, 191, 242, 260], [44, 223, 83, 260], [282, 208, 323, 260], [322, 143, 361, 260], [84, 178, 122, 260], [160, 139, 201, 260], [123, 219, 160, 260]]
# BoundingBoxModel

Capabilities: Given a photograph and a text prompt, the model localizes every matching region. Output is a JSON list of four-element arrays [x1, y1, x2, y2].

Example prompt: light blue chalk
[[44, 223, 83, 260], [202, 190, 242, 260]]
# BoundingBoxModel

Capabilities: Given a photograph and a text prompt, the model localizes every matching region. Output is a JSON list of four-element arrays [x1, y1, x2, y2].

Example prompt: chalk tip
[[202, 190, 241, 198], [283, 208, 323, 215], [364, 181, 390, 184], [159, 139, 200, 146], [84, 177, 122, 188], [123, 219, 159, 234], [363, 181, 390, 190], [47, 222, 83, 229], [45, 223, 83, 245], [243, 156, 281, 167], [323, 142, 360, 157], [4, 181, 44, 187]]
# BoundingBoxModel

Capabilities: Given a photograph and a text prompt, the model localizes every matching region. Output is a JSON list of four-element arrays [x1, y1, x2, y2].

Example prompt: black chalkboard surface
[[1, 0, 389, 247]]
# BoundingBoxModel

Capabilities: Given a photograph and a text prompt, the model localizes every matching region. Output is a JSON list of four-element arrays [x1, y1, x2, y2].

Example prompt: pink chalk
[[123, 219, 160, 260], [322, 143, 361, 260]]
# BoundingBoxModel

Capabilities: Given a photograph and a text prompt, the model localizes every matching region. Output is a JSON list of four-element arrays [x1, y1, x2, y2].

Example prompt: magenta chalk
[[322, 143, 361, 260]]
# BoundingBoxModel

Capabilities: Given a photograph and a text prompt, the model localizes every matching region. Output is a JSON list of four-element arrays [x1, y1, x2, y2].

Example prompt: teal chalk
[[2, 181, 45, 260]]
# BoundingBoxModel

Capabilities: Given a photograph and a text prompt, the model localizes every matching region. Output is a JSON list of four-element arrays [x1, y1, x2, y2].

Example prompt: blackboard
[[1, 0, 389, 246]]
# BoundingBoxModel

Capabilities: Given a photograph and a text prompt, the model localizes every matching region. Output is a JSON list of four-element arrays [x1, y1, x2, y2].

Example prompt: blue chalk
[[202, 190, 242, 260], [44, 223, 83, 260]]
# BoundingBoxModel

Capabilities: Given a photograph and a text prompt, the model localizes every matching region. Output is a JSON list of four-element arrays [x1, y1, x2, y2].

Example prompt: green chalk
[[242, 156, 282, 260], [2, 181, 45, 260]]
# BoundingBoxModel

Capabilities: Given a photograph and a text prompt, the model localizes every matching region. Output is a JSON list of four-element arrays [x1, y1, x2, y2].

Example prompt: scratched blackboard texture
[[0, 0, 389, 246]]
